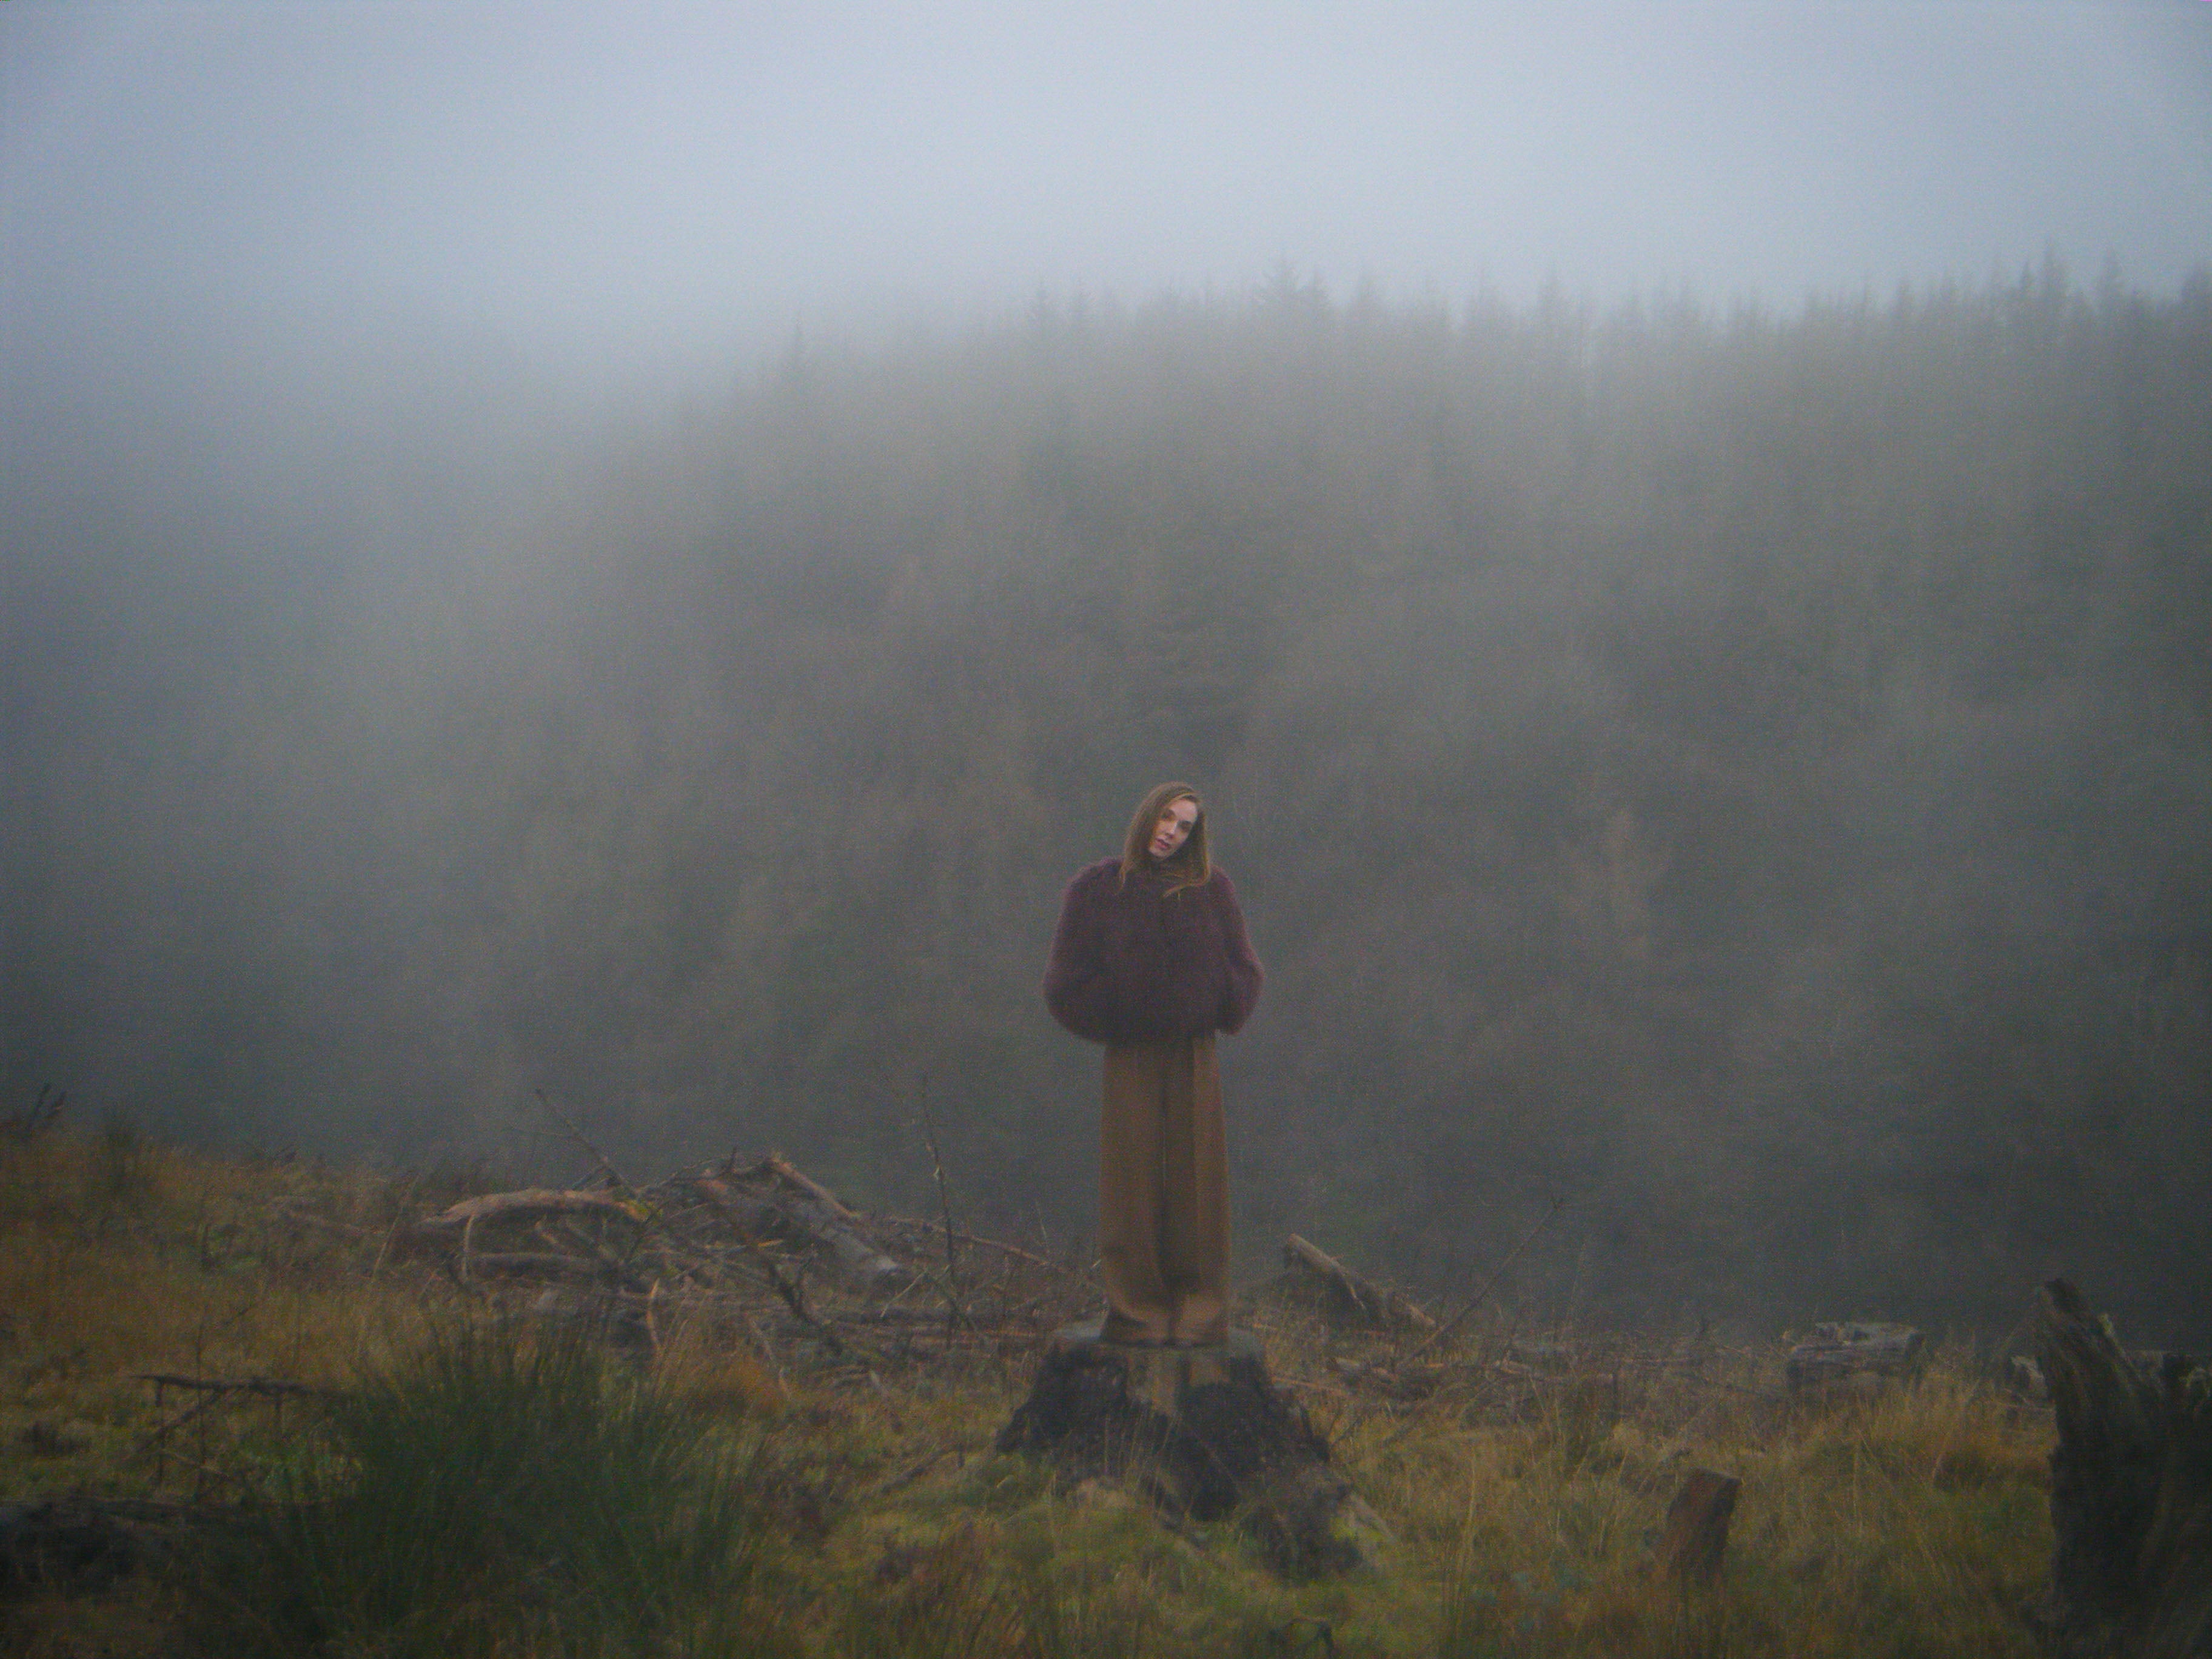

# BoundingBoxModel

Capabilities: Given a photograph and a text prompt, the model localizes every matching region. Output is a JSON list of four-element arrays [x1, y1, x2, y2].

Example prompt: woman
[[1044, 783, 1264, 1346]]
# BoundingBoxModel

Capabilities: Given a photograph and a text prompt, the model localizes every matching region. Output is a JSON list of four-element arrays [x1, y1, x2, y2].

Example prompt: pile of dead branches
[[403, 1151, 1090, 1378]]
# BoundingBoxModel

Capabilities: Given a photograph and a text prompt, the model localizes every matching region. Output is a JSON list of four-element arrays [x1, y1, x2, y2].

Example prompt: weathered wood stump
[[1657, 1469, 1741, 1586], [2034, 1278, 2211, 1659], [996, 1324, 1386, 1579], [1785, 1321, 1925, 1397]]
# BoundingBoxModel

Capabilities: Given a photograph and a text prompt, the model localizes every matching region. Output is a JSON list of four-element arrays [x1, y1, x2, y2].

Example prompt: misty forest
[[8, 266, 2211, 1345]]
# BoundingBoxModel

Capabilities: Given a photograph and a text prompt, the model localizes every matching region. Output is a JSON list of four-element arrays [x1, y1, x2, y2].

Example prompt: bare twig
[[1403, 1195, 1569, 1363], [534, 1088, 632, 1193], [915, 1074, 967, 1338], [688, 1177, 845, 1353], [910, 1227, 1062, 1274], [716, 1160, 910, 1291]]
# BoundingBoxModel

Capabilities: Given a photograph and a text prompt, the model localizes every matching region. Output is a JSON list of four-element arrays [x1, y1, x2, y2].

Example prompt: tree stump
[[996, 1324, 1387, 1579], [2034, 1278, 2211, 1658], [1657, 1469, 1741, 1586]]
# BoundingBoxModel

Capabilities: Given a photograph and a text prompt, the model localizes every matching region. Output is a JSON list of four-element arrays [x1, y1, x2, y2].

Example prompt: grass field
[[0, 1125, 2056, 1657]]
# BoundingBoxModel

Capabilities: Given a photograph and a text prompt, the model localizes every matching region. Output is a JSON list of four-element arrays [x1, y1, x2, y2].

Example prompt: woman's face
[[1149, 797, 1199, 860]]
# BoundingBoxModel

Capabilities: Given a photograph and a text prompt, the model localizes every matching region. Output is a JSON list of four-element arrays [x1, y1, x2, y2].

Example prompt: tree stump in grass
[[2033, 1278, 2211, 1659], [1657, 1469, 1741, 1586], [996, 1324, 1387, 1579]]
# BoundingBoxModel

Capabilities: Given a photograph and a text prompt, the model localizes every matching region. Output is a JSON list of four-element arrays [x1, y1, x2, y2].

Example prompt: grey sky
[[5, 0, 2210, 383]]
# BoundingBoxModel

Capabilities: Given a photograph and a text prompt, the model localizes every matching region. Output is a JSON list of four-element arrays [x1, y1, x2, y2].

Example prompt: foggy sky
[[5, 1, 2209, 390]]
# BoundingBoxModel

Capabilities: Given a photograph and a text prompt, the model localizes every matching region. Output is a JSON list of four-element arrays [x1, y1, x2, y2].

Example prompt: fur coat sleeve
[[1042, 859, 1265, 1045]]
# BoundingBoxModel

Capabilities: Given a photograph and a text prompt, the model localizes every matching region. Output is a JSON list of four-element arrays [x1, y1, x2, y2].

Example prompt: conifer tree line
[[8, 265, 2210, 1336]]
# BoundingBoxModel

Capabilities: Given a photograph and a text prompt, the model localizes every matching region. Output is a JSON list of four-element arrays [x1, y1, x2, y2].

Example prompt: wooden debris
[[999, 1326, 1385, 1580], [129, 1373, 327, 1492], [1326, 1353, 1450, 1403], [418, 1188, 648, 1229], [2034, 1277, 2211, 1659], [390, 1150, 1091, 1373], [1282, 1235, 1437, 1335], [717, 1158, 912, 1293], [759, 1153, 862, 1222], [1784, 1321, 1923, 1395], [136, 1375, 330, 1401], [1401, 1195, 1569, 1362], [1658, 1468, 1741, 1585]]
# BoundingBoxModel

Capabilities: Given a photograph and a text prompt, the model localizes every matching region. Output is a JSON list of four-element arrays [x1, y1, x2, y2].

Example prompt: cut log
[[1658, 1469, 1741, 1586], [2034, 1278, 2211, 1659], [710, 1158, 910, 1294], [1785, 1321, 1924, 1396], [759, 1153, 862, 1226], [998, 1325, 1389, 1580], [1281, 1235, 1437, 1335], [686, 1175, 783, 1241]]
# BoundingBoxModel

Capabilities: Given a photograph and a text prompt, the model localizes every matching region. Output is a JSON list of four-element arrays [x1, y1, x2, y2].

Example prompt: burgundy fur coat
[[1043, 857, 1264, 1046]]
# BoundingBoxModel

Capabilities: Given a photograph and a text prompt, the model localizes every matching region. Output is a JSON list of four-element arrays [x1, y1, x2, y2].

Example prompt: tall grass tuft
[[186, 1320, 788, 1658]]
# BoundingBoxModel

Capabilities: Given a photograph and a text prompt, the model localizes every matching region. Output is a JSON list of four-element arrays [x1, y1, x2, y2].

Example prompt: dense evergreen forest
[[8, 266, 2211, 1338]]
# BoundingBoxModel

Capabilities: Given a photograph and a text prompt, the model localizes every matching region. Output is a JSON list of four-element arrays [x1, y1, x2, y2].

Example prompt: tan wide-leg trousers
[[1099, 1034, 1228, 1346]]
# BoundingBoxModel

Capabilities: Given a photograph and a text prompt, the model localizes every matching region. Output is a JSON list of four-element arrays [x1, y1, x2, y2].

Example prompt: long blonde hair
[[1119, 782, 1210, 894]]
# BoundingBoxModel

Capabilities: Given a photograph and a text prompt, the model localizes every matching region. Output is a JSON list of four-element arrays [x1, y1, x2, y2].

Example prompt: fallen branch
[[534, 1088, 632, 1192], [687, 1176, 845, 1352], [722, 1157, 910, 1293], [137, 1374, 332, 1401], [418, 1189, 649, 1230], [1403, 1196, 1568, 1362], [933, 1229, 1062, 1273], [1283, 1235, 1437, 1335], [757, 1154, 863, 1223], [381, 1151, 1081, 1372]]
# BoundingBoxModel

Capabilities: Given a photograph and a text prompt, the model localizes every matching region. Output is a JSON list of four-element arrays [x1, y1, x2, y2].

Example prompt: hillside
[[2, 1121, 2062, 1657]]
